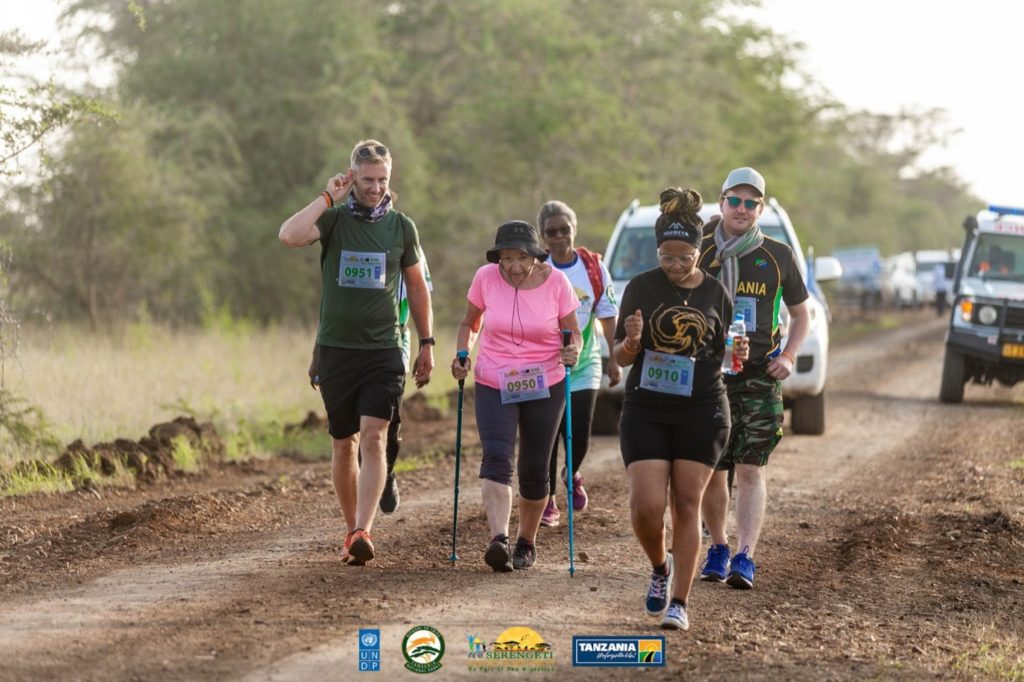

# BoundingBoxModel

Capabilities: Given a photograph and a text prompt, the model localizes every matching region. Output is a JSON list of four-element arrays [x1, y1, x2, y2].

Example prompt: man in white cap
[[696, 167, 810, 590]]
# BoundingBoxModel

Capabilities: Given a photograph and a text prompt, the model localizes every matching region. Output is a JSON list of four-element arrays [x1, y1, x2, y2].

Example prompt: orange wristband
[[780, 350, 796, 364], [321, 191, 334, 208], [623, 339, 640, 355]]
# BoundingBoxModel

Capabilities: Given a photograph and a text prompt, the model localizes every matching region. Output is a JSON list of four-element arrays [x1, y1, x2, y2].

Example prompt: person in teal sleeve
[[537, 201, 621, 527]]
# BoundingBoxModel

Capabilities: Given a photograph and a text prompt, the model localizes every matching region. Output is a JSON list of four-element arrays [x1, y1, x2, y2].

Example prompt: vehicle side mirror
[[813, 256, 843, 283], [963, 215, 978, 233]]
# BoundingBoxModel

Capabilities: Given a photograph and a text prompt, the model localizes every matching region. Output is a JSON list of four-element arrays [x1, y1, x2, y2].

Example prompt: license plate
[[1002, 342, 1024, 359]]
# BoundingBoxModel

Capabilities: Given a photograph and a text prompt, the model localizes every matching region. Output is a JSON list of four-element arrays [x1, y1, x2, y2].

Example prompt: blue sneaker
[[699, 543, 730, 582], [726, 546, 755, 589], [645, 553, 674, 616], [661, 602, 689, 631]]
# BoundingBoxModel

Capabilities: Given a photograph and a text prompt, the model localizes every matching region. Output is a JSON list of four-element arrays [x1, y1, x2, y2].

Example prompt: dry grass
[[4, 322, 462, 455], [6, 323, 325, 447]]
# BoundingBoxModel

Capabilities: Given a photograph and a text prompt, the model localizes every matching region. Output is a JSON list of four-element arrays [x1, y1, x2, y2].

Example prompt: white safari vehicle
[[595, 198, 842, 435], [940, 205, 1024, 402]]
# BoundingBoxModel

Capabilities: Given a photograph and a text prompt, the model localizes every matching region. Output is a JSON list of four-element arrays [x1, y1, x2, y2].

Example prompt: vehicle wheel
[[939, 348, 966, 403], [790, 391, 825, 435], [591, 395, 621, 435]]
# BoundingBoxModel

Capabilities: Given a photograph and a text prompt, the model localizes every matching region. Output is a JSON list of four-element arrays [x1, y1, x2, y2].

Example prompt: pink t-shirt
[[468, 263, 579, 390]]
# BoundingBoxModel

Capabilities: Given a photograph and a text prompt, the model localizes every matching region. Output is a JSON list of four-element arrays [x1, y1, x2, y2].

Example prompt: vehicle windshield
[[608, 222, 788, 281], [968, 234, 1024, 281]]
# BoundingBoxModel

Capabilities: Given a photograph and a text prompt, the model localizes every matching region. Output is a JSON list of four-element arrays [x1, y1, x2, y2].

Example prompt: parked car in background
[[832, 245, 883, 310], [597, 198, 842, 435], [940, 205, 1024, 402], [914, 249, 959, 308], [881, 252, 920, 308]]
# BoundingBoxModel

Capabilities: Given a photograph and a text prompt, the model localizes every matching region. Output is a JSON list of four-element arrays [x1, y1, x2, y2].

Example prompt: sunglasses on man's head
[[543, 226, 572, 238], [724, 195, 762, 210], [356, 144, 388, 159]]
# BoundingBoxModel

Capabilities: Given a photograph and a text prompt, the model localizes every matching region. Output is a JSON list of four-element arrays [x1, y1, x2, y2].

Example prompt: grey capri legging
[[475, 380, 566, 500]]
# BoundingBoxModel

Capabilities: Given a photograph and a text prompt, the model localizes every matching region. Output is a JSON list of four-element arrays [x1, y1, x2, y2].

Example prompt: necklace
[[666, 269, 699, 307]]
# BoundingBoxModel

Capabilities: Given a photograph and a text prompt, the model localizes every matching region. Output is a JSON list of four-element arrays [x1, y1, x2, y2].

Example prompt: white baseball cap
[[722, 167, 765, 197]]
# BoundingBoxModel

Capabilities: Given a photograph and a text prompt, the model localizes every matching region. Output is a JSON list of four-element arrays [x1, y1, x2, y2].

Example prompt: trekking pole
[[561, 330, 576, 578], [449, 350, 469, 563]]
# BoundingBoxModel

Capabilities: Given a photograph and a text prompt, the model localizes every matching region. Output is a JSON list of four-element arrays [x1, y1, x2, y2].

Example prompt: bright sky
[[760, 0, 1023, 207], [5, 0, 1021, 207]]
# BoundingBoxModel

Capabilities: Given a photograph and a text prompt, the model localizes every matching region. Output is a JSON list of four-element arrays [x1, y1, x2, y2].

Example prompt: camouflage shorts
[[716, 372, 783, 469]]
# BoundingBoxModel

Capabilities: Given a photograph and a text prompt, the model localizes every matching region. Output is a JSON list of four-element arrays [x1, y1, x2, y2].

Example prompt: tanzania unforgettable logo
[[572, 636, 666, 667], [358, 628, 381, 672], [465, 626, 554, 673], [402, 626, 445, 674]]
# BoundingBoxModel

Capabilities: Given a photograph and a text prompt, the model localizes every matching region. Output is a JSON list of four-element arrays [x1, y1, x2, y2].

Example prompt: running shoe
[[561, 467, 588, 512], [341, 530, 365, 566], [661, 602, 689, 631], [512, 537, 537, 570], [347, 529, 375, 564], [726, 546, 755, 589], [379, 472, 400, 514], [645, 553, 674, 616], [540, 497, 560, 527], [484, 534, 513, 572], [699, 543, 730, 582]]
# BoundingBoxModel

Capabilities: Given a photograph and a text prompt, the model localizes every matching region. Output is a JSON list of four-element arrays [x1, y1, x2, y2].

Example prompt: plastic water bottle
[[721, 314, 747, 375]]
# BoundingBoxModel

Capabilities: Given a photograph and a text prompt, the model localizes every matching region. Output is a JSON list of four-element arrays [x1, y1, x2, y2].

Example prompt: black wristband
[[419, 336, 436, 348]]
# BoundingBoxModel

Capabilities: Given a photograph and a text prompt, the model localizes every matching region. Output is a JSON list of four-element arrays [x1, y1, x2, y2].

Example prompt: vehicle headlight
[[977, 305, 998, 326]]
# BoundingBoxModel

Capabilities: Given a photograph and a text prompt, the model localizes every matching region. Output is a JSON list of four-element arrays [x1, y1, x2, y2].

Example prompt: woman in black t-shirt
[[613, 187, 747, 631]]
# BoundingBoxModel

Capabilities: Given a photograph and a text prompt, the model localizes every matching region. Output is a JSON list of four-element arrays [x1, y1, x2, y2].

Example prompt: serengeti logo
[[465, 626, 555, 673]]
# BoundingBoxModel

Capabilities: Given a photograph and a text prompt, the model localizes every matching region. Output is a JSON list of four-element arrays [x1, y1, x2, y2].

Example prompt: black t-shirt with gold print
[[615, 268, 732, 425]]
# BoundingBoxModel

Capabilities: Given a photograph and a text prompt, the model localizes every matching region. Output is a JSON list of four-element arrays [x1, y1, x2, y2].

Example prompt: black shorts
[[317, 345, 405, 439], [619, 419, 729, 469]]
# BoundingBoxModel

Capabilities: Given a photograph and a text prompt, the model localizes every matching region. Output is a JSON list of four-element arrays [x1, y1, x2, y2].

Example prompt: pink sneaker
[[540, 497, 560, 527], [570, 472, 588, 512]]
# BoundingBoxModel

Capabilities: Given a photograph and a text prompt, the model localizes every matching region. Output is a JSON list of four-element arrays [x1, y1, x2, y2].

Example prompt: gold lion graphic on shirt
[[650, 303, 707, 355]]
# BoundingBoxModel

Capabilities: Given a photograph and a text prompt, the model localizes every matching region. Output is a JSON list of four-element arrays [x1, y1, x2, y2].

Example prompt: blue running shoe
[[726, 546, 755, 589], [699, 543, 730, 582], [645, 553, 674, 616], [661, 602, 689, 631]]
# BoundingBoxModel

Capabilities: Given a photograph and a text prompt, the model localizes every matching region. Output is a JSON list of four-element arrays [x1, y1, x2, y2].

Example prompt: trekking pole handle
[[456, 349, 468, 387]]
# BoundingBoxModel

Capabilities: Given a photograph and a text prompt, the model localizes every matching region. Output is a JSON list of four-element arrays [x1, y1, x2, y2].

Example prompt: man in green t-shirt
[[280, 139, 434, 566]]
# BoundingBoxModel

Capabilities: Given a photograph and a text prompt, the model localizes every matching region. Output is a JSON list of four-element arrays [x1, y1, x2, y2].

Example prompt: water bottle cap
[[734, 313, 745, 322]]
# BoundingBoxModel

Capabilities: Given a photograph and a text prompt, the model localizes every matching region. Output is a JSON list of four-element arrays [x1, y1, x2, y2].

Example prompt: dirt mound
[[283, 411, 327, 434], [835, 507, 1022, 574], [47, 416, 224, 486]]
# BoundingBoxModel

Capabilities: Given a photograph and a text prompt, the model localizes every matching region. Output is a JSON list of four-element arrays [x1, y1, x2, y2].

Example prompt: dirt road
[[2, 315, 1022, 681]]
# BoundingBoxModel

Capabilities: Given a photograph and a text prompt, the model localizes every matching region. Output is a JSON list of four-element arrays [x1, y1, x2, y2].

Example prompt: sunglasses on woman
[[724, 195, 762, 211], [543, 226, 572, 238]]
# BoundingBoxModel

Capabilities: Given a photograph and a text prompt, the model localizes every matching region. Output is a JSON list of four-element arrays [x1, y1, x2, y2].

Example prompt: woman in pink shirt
[[451, 220, 581, 572]]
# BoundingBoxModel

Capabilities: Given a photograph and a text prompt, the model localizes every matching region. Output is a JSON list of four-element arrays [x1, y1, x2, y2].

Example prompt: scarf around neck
[[714, 222, 764, 302], [347, 192, 392, 223]]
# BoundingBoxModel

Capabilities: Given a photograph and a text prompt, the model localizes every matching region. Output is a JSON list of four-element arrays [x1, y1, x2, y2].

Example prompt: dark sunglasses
[[356, 144, 388, 159], [724, 195, 762, 210], [543, 226, 572, 238]]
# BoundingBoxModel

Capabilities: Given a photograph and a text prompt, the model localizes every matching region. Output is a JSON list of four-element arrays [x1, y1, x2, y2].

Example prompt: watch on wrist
[[419, 336, 436, 349]]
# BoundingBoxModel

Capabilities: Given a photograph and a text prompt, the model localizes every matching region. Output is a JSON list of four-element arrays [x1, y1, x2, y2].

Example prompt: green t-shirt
[[315, 206, 422, 349]]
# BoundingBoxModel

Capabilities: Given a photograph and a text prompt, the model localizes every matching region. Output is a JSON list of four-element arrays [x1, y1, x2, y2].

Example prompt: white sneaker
[[661, 603, 689, 631]]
